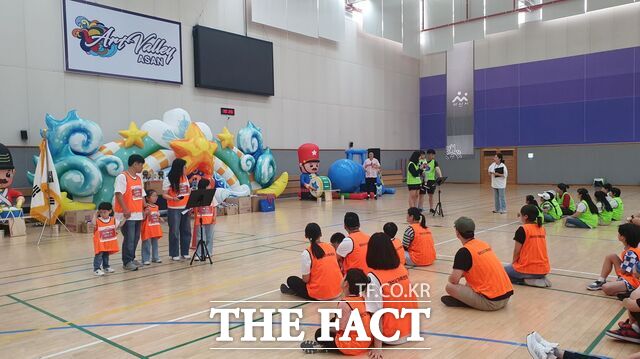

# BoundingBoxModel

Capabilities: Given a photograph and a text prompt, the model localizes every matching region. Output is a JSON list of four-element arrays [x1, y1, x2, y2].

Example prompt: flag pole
[[37, 129, 50, 245]]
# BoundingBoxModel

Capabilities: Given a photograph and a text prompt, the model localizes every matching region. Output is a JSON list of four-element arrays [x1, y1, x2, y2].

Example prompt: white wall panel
[[421, 27, 453, 54], [542, 0, 585, 21], [425, 0, 453, 28], [383, 0, 403, 42], [286, 0, 318, 38], [486, 13, 518, 34], [363, 0, 383, 37], [252, 0, 287, 30], [587, 0, 633, 12], [319, 0, 345, 41], [403, 0, 421, 58]]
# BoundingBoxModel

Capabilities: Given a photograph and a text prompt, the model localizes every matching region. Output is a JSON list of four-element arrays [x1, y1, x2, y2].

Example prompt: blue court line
[[0, 321, 527, 348]]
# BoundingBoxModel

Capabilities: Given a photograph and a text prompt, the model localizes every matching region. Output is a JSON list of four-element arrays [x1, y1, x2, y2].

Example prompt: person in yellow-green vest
[[556, 183, 576, 216], [419, 149, 443, 214], [538, 191, 563, 223], [406, 151, 425, 209], [525, 195, 545, 224], [610, 187, 624, 221], [565, 188, 599, 229], [594, 191, 614, 226]]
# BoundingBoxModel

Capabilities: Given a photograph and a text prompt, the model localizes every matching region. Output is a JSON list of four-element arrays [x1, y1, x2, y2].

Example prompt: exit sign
[[221, 108, 235, 116]]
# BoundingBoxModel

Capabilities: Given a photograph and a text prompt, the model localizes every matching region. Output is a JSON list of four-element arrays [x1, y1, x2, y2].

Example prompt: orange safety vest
[[342, 231, 370, 274], [335, 296, 372, 355], [194, 205, 216, 225], [306, 242, 343, 300], [113, 172, 144, 214], [391, 237, 405, 266], [93, 217, 120, 255], [166, 175, 191, 209], [369, 266, 418, 339], [408, 224, 436, 266], [616, 247, 640, 289], [141, 204, 163, 240], [463, 238, 514, 300], [513, 224, 550, 275]]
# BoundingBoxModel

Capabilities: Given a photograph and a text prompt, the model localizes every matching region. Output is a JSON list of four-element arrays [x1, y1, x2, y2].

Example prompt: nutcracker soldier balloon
[[0, 144, 24, 209], [297, 143, 320, 200]]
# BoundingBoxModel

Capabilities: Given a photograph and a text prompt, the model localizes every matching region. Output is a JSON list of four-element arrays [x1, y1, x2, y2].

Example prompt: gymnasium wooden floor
[[1, 184, 639, 358]]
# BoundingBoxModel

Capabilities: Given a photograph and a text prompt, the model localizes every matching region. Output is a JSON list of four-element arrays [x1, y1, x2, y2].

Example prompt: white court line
[[40, 289, 280, 359], [434, 220, 519, 247]]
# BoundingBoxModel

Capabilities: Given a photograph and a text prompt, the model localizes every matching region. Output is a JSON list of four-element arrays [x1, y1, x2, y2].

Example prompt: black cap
[[0, 143, 14, 170]]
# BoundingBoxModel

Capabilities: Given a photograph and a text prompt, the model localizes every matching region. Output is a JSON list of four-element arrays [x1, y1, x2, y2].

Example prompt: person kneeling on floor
[[441, 217, 514, 311], [504, 205, 552, 288], [587, 223, 640, 296]]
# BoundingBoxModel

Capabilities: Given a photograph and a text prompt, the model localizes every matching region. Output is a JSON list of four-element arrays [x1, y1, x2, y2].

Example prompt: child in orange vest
[[383, 222, 406, 266], [193, 178, 216, 261], [301, 268, 372, 355], [141, 190, 164, 265], [504, 205, 551, 288], [587, 223, 640, 296], [402, 208, 436, 266], [93, 202, 122, 276]]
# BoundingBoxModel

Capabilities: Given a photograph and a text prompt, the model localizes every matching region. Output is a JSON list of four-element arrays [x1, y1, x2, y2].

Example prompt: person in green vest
[[406, 151, 424, 209], [526, 195, 544, 224], [419, 149, 443, 214], [538, 191, 562, 223], [556, 183, 575, 216], [610, 187, 624, 221], [565, 188, 598, 229], [594, 190, 614, 226]]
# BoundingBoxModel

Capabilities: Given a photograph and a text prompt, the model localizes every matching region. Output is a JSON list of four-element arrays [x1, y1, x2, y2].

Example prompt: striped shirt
[[402, 227, 415, 248]]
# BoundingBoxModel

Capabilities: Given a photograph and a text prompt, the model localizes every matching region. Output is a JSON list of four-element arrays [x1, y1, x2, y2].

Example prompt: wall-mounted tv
[[193, 25, 274, 96]]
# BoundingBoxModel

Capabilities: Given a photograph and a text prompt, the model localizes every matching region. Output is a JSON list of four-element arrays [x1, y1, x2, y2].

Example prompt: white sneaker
[[172, 256, 181, 261], [526, 332, 554, 359], [93, 269, 105, 276], [104, 267, 115, 273], [143, 261, 151, 265], [182, 255, 190, 259], [533, 332, 558, 350]]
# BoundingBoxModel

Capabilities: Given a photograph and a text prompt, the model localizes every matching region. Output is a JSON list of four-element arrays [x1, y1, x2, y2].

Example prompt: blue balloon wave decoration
[[236, 121, 264, 158], [240, 154, 256, 173], [45, 110, 103, 158], [55, 156, 103, 197], [254, 148, 276, 187]]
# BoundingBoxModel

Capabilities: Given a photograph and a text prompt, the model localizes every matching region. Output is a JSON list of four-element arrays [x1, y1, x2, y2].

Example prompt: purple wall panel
[[421, 114, 446, 149], [420, 45, 640, 148], [420, 75, 447, 149]]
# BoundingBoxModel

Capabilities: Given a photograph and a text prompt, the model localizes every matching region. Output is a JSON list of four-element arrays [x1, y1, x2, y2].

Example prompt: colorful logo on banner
[[71, 16, 177, 66]]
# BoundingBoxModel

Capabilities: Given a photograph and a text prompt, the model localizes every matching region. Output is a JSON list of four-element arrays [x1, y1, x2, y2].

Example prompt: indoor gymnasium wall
[[0, 0, 420, 152], [420, 3, 640, 185]]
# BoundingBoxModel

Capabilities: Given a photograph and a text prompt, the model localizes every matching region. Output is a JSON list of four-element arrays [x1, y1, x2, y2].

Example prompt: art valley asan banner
[[63, 0, 183, 84]]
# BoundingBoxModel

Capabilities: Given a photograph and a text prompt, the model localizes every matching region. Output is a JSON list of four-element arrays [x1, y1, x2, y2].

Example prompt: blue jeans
[[121, 220, 141, 265], [543, 213, 556, 222], [504, 264, 545, 283], [93, 252, 110, 271], [141, 238, 160, 262], [565, 217, 590, 228], [168, 209, 192, 257], [195, 224, 214, 258], [493, 188, 506, 212]]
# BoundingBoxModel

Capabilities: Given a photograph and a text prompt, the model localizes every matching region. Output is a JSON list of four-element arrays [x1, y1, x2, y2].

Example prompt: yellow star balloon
[[217, 127, 235, 149], [170, 123, 218, 176], [118, 122, 148, 148]]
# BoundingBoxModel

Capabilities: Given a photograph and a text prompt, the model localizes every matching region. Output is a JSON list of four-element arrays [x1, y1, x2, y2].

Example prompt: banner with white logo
[[446, 42, 474, 158], [62, 0, 182, 84]]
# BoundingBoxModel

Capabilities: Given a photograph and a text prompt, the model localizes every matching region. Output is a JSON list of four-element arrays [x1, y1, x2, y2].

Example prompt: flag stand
[[35, 130, 73, 246]]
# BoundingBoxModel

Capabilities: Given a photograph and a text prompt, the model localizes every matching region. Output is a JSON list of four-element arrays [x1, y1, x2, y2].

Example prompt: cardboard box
[[226, 205, 239, 215], [217, 207, 227, 216], [225, 197, 251, 214], [82, 221, 95, 234], [250, 196, 262, 213], [64, 210, 95, 233], [144, 180, 164, 194]]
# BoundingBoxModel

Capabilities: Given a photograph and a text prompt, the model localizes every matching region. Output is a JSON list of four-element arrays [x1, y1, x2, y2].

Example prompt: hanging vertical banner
[[446, 41, 474, 159], [62, 0, 183, 84]]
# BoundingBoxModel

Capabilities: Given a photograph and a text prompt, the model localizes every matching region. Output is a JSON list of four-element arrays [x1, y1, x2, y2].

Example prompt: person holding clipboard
[[488, 153, 508, 214]]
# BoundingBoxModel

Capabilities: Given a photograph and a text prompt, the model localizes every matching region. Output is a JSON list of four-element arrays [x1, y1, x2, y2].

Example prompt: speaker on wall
[[20, 130, 27, 141]]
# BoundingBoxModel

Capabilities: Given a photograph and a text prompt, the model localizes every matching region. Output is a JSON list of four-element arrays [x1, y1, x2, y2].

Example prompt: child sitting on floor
[[587, 223, 640, 296]]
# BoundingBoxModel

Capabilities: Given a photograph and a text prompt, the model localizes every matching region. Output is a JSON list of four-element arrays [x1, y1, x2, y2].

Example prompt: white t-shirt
[[336, 237, 354, 258], [576, 201, 587, 214], [301, 250, 311, 275], [488, 162, 508, 189], [363, 158, 381, 179], [114, 173, 145, 221], [364, 273, 383, 313], [609, 196, 619, 209], [596, 202, 603, 214]]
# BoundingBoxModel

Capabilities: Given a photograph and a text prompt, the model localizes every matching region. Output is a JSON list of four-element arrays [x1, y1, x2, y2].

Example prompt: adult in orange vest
[[364, 233, 419, 358], [442, 217, 513, 311], [300, 268, 373, 354], [587, 223, 640, 296], [383, 222, 405, 266], [402, 208, 436, 266], [336, 212, 371, 274], [113, 154, 146, 271], [504, 205, 552, 288], [281, 223, 342, 300], [163, 158, 192, 261]]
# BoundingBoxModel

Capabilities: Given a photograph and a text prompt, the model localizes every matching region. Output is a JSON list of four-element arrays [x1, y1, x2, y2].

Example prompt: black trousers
[[365, 178, 377, 195], [286, 276, 314, 300], [561, 207, 575, 216]]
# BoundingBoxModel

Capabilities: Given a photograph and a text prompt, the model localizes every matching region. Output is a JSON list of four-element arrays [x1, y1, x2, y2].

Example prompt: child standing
[[193, 178, 216, 261], [141, 190, 164, 265], [557, 183, 575, 216], [93, 202, 122, 276], [587, 223, 640, 295]]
